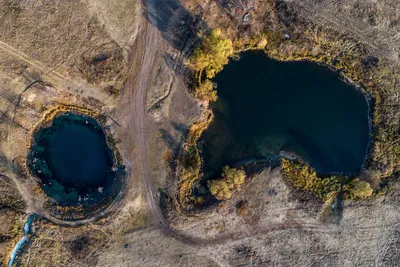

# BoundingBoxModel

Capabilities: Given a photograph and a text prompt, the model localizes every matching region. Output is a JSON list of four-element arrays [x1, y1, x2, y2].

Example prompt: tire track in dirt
[[0, 39, 112, 101], [129, 0, 169, 230], [0, 40, 66, 81], [293, 1, 399, 61]]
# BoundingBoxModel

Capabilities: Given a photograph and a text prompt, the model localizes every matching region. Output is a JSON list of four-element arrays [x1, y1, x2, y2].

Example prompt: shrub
[[236, 200, 249, 217], [281, 158, 341, 200], [194, 79, 218, 102], [222, 166, 246, 189], [343, 178, 373, 199], [190, 28, 233, 102], [281, 159, 375, 201], [209, 180, 233, 200], [191, 28, 234, 80], [208, 166, 246, 200]]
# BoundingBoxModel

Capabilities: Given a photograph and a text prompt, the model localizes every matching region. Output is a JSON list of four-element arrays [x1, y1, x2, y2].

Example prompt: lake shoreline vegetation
[[177, 10, 399, 212]]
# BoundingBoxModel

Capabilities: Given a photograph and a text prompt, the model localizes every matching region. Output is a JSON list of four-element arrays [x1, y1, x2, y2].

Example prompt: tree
[[190, 28, 233, 102], [208, 166, 246, 200], [222, 166, 246, 189], [191, 28, 234, 80], [281, 159, 374, 201], [343, 178, 373, 199], [209, 180, 232, 200], [195, 79, 218, 102]]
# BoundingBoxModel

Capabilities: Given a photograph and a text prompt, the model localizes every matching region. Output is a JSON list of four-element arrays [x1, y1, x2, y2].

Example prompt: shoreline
[[24, 106, 126, 222], [177, 45, 381, 211]]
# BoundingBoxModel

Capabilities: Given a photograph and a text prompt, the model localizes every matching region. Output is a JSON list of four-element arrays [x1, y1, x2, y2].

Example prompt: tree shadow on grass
[[159, 128, 179, 151], [142, 0, 209, 51]]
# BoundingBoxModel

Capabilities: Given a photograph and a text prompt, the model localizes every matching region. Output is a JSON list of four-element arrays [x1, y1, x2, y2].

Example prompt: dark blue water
[[28, 113, 115, 205], [201, 51, 369, 177]]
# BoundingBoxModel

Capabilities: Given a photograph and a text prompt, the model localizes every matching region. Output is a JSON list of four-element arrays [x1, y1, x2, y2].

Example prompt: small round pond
[[28, 113, 119, 206], [200, 51, 370, 178]]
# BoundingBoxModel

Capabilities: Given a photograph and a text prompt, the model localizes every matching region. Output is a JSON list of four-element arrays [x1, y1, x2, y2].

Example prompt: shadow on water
[[334, 146, 360, 174], [285, 127, 335, 174], [286, 127, 363, 176]]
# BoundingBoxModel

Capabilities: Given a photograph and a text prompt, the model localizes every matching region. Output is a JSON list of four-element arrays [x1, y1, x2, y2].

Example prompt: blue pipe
[[8, 214, 34, 267]]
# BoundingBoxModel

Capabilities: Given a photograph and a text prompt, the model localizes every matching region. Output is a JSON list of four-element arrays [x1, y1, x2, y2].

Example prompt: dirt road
[[123, 0, 169, 230]]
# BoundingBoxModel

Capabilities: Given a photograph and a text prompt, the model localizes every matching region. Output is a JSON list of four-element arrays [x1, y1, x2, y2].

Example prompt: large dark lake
[[28, 113, 116, 205], [200, 51, 370, 178]]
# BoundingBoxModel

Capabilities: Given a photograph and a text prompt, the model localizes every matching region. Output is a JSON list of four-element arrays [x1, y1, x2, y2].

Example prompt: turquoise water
[[200, 51, 370, 178], [28, 113, 116, 205]]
